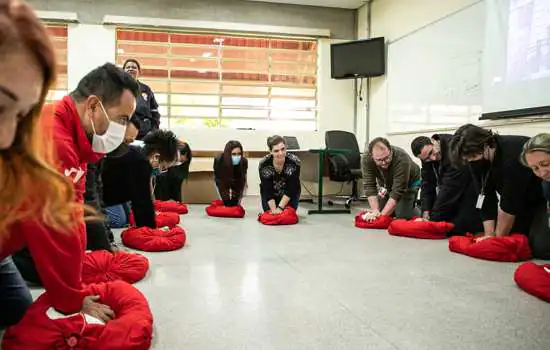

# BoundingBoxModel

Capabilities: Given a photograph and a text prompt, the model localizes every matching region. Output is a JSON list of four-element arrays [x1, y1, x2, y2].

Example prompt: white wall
[[364, 0, 550, 154], [64, 24, 355, 195], [67, 24, 116, 90]]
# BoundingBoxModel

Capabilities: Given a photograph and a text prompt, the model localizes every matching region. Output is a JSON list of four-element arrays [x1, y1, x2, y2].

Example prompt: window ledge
[[35, 11, 78, 23], [103, 15, 330, 38]]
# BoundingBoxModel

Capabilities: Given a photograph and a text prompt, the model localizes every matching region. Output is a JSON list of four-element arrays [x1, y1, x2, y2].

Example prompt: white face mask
[[90, 101, 127, 154]]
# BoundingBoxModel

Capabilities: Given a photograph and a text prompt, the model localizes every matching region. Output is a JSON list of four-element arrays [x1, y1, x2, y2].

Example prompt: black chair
[[283, 136, 300, 150], [325, 130, 363, 209]]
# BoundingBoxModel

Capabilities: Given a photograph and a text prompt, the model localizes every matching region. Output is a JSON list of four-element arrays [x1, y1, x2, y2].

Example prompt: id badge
[[476, 194, 485, 209], [378, 187, 388, 198]]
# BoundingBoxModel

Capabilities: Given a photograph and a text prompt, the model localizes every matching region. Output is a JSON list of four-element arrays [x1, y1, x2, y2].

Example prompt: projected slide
[[507, 0, 550, 82]]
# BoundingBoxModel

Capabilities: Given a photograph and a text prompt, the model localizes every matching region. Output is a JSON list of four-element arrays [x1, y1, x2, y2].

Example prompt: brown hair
[[267, 135, 285, 151], [368, 137, 391, 154], [0, 0, 77, 235], [449, 124, 496, 166]]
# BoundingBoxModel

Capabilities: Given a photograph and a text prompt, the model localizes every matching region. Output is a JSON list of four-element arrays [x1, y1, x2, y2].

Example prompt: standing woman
[[154, 140, 192, 202], [214, 140, 248, 206], [259, 135, 301, 213], [521, 133, 550, 259], [123, 58, 160, 139], [0, 0, 112, 328]]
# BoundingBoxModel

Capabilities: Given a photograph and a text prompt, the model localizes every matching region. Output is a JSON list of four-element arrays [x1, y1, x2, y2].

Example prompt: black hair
[[178, 141, 192, 164], [129, 117, 141, 131], [70, 63, 139, 107], [122, 58, 141, 71], [368, 137, 391, 154], [411, 136, 432, 157], [449, 124, 496, 166], [142, 129, 179, 162], [267, 135, 285, 151]]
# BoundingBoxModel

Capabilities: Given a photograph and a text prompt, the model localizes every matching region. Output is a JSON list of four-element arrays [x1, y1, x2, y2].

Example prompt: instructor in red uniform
[[0, 0, 138, 329]]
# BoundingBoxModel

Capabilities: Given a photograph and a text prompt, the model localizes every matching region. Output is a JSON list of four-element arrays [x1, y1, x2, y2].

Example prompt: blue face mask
[[231, 155, 241, 165]]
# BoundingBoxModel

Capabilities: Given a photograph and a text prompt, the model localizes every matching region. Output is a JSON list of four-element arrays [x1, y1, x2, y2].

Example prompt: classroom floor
[[28, 197, 550, 350]]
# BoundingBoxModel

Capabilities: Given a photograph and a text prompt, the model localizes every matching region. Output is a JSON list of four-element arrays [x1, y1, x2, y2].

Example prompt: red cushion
[[2, 280, 153, 350], [448, 234, 532, 262], [122, 226, 186, 252], [388, 219, 453, 239], [258, 208, 299, 225], [206, 200, 245, 218], [82, 250, 149, 285], [355, 212, 393, 229], [129, 211, 180, 228], [514, 262, 550, 302], [154, 200, 188, 215]]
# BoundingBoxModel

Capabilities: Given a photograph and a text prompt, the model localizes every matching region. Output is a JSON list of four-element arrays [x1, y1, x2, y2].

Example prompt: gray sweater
[[361, 146, 421, 201]]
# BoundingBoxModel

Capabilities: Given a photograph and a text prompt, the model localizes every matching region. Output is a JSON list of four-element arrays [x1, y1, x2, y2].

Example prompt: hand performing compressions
[[361, 210, 381, 222], [81, 295, 115, 322], [271, 207, 283, 215]]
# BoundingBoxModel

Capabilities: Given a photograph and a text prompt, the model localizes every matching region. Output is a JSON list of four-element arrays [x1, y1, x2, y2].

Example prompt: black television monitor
[[331, 37, 386, 79]]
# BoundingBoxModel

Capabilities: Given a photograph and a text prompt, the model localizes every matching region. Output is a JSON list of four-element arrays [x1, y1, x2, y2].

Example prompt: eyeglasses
[[373, 153, 392, 165]]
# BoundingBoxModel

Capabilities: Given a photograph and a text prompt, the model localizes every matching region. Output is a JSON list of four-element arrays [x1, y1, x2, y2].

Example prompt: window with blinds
[[115, 28, 318, 131], [44, 24, 68, 102]]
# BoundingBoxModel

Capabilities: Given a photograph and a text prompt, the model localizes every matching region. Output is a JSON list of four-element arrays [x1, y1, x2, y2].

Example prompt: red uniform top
[[1, 96, 104, 314]]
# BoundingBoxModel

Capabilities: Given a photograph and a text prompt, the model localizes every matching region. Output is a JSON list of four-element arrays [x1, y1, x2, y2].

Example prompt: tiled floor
[[30, 197, 550, 349]]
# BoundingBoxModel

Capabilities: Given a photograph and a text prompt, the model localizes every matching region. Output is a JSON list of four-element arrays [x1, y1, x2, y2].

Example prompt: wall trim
[[35, 11, 78, 23], [387, 116, 550, 136], [102, 15, 331, 38]]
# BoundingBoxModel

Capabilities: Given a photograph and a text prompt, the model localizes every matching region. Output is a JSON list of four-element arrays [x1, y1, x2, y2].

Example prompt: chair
[[325, 130, 363, 209], [283, 136, 300, 150]]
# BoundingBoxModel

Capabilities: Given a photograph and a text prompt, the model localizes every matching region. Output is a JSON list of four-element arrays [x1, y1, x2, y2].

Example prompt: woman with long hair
[[214, 140, 248, 206], [0, 0, 112, 328]]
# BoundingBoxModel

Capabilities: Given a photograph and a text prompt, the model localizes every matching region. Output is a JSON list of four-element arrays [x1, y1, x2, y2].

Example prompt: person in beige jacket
[[361, 137, 421, 221]]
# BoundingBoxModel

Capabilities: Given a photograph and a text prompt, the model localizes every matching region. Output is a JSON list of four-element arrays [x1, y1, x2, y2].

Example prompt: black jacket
[[134, 82, 160, 139], [154, 162, 190, 202], [259, 153, 301, 201], [101, 146, 156, 228], [214, 154, 248, 201], [420, 134, 473, 220], [474, 135, 544, 229]]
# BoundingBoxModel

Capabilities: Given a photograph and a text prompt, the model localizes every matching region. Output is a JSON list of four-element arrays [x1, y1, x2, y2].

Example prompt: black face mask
[[468, 158, 491, 175]]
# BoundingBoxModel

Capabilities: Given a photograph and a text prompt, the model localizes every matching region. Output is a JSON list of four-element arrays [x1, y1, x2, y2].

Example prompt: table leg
[[308, 151, 350, 215]]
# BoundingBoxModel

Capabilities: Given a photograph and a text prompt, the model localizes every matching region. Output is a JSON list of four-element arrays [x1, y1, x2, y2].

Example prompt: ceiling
[[244, 0, 367, 9]]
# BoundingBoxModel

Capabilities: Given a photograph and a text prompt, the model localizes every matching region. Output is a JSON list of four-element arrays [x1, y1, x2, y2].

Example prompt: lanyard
[[468, 163, 491, 195]]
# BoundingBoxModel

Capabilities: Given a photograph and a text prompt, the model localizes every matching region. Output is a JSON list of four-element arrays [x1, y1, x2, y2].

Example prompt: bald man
[[361, 137, 421, 221]]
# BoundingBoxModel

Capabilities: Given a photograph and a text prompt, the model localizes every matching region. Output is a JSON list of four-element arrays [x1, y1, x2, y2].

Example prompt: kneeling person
[[259, 135, 301, 214], [102, 130, 179, 228], [214, 140, 248, 206], [362, 137, 420, 220], [411, 134, 483, 234]]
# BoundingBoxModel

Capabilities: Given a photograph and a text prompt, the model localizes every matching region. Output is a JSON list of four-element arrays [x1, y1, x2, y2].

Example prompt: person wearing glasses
[[259, 135, 301, 213], [410, 134, 483, 234], [362, 137, 421, 221], [450, 124, 547, 257]]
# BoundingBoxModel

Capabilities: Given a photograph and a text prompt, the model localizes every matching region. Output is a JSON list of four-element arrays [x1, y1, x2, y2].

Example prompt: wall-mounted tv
[[331, 37, 386, 79]]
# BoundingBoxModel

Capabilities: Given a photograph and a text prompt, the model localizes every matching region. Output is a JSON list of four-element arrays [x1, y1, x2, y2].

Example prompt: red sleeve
[[19, 219, 86, 314]]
